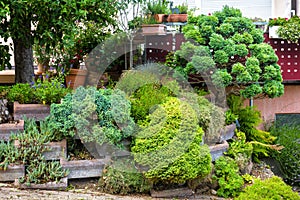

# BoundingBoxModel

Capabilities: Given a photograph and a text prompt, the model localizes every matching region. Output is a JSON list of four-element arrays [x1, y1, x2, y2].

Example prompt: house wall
[[196, 0, 272, 19], [0, 37, 14, 67], [250, 85, 300, 125]]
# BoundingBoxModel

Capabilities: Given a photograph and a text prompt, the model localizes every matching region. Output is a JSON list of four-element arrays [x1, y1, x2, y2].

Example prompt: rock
[[211, 189, 217, 195]]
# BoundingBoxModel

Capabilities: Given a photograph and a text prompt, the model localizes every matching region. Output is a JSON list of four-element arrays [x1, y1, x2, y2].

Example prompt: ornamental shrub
[[213, 156, 244, 198], [47, 86, 135, 146], [271, 125, 300, 186], [130, 83, 173, 123], [98, 159, 151, 194], [235, 176, 300, 200], [132, 97, 212, 184]]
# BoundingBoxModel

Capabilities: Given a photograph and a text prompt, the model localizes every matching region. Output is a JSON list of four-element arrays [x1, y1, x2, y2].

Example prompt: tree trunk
[[13, 19, 34, 83]]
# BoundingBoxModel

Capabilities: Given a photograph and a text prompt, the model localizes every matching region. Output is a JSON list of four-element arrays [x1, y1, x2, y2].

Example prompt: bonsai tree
[[170, 6, 284, 100], [0, 0, 126, 83]]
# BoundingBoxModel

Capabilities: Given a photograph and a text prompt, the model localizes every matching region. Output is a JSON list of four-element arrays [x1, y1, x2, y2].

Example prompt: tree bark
[[13, 19, 34, 83]]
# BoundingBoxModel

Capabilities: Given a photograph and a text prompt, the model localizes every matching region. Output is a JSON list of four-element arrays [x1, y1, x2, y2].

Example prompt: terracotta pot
[[154, 14, 168, 23], [65, 69, 88, 89], [167, 14, 188, 22]]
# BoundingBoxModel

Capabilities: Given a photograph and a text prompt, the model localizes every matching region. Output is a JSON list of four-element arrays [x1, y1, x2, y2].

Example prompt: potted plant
[[276, 16, 300, 43], [146, 0, 170, 23], [33, 44, 50, 75], [141, 0, 169, 35], [268, 17, 288, 39], [55, 21, 111, 89], [167, 3, 188, 22]]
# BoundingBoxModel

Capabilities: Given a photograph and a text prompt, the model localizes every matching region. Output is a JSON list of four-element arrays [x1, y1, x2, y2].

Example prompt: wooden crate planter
[[218, 123, 236, 143], [142, 24, 167, 35], [209, 141, 229, 162], [0, 164, 25, 182], [0, 120, 24, 141], [60, 158, 107, 179], [14, 177, 68, 190], [13, 102, 50, 121], [14, 139, 67, 161]]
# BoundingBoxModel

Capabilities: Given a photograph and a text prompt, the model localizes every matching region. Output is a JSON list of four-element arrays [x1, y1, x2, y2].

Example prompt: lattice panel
[[145, 34, 173, 62], [264, 34, 300, 81]]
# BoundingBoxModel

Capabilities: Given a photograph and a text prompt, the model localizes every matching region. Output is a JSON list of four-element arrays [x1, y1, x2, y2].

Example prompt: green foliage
[[213, 156, 244, 198], [197, 96, 225, 144], [98, 159, 151, 194], [192, 55, 215, 72], [225, 109, 238, 125], [213, 5, 242, 23], [277, 15, 300, 43], [132, 97, 212, 184], [225, 131, 253, 172], [0, 118, 68, 184], [214, 50, 228, 64], [226, 95, 279, 162], [268, 17, 289, 26], [235, 176, 300, 200], [211, 69, 232, 87], [33, 75, 71, 104], [271, 125, 300, 186], [240, 84, 263, 99], [146, 0, 170, 14], [130, 83, 173, 123], [7, 83, 35, 104], [47, 86, 135, 146], [115, 70, 159, 96], [179, 6, 284, 99], [7, 75, 70, 104], [0, 44, 12, 70], [19, 160, 68, 185], [263, 80, 284, 98]]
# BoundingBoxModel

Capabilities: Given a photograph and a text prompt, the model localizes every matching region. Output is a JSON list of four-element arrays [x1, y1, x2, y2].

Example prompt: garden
[[0, 0, 299, 199]]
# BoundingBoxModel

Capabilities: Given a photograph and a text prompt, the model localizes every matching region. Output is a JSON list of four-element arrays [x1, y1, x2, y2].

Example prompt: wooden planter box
[[14, 139, 67, 161], [142, 24, 167, 35], [209, 141, 229, 162], [13, 102, 50, 121], [218, 123, 236, 143], [14, 177, 68, 190], [0, 164, 25, 182], [60, 158, 107, 179], [0, 120, 24, 141]]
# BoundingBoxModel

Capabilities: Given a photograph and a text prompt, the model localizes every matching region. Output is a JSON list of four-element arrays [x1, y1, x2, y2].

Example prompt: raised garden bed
[[0, 164, 25, 182], [13, 102, 50, 121], [14, 177, 68, 190], [151, 187, 194, 198], [0, 120, 24, 141], [60, 158, 108, 179], [14, 139, 67, 161]]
